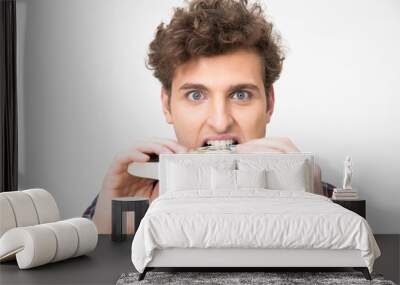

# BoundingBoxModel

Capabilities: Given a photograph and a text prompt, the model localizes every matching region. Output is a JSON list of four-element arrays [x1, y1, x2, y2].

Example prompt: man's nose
[[206, 97, 234, 133]]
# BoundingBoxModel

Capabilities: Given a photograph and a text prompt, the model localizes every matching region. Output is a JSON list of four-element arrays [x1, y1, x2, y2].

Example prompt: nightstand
[[111, 197, 149, 242], [332, 199, 366, 219]]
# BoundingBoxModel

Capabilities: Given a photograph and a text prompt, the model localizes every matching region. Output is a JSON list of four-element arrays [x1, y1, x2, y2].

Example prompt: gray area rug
[[116, 271, 396, 285]]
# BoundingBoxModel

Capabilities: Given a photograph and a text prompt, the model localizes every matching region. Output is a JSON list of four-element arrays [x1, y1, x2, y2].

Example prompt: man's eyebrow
[[227, 83, 260, 93], [179, 83, 209, 91], [178, 83, 260, 92]]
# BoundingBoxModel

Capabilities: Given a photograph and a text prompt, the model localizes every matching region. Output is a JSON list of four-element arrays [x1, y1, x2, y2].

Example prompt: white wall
[[16, 0, 400, 233]]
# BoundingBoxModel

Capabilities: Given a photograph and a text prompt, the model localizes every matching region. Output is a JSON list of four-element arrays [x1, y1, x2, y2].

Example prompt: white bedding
[[131, 190, 380, 273]]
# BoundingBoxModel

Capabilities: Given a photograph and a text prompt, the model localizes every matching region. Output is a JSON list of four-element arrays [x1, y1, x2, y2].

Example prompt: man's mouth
[[201, 138, 240, 148]]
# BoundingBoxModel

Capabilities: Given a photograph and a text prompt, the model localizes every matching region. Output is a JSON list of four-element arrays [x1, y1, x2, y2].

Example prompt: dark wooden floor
[[0, 234, 398, 284], [374, 234, 400, 284]]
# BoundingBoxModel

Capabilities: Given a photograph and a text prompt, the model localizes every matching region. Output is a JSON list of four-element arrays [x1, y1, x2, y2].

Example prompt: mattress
[[131, 190, 381, 273]]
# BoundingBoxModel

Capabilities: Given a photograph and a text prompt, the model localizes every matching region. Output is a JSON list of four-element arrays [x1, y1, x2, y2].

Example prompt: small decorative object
[[342, 155, 353, 190], [332, 156, 358, 200]]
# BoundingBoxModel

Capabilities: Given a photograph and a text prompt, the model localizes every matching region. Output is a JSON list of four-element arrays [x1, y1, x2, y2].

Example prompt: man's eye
[[186, 91, 204, 101], [231, 90, 250, 101]]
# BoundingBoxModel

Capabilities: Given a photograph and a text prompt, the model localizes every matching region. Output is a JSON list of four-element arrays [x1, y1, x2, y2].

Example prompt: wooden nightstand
[[332, 199, 366, 219], [111, 197, 149, 242]]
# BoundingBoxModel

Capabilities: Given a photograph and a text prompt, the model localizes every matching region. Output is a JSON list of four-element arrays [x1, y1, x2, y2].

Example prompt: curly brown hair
[[147, 0, 284, 95]]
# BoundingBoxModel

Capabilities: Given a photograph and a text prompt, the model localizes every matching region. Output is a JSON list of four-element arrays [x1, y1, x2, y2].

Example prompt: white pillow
[[211, 168, 268, 190], [238, 159, 310, 192], [211, 168, 236, 190], [166, 159, 235, 192], [167, 162, 211, 191], [266, 162, 307, 191], [236, 169, 267, 189]]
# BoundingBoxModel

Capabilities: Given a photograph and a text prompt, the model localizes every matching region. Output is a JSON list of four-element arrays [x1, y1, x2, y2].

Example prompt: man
[[88, 0, 330, 234]]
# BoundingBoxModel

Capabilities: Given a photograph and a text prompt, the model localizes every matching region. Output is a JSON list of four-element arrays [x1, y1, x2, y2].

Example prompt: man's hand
[[93, 138, 187, 233], [235, 137, 323, 195], [235, 137, 300, 153]]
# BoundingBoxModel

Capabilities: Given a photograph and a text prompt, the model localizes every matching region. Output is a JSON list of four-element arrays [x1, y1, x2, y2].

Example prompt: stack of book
[[332, 188, 359, 200]]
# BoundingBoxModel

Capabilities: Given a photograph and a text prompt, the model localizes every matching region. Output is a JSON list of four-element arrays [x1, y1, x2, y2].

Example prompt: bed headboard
[[158, 153, 314, 195]]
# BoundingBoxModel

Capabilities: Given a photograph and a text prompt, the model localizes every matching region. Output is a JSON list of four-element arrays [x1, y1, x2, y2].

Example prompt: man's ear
[[161, 87, 173, 124], [266, 85, 275, 123]]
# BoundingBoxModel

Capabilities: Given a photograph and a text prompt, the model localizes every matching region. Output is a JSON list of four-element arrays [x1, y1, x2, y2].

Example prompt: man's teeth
[[206, 139, 234, 148]]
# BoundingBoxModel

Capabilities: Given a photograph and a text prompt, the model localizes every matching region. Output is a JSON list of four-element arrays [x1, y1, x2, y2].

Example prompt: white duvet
[[131, 190, 380, 273]]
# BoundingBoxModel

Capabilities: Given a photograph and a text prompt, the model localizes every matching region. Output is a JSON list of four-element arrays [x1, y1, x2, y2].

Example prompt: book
[[332, 196, 360, 200], [332, 192, 359, 200], [333, 193, 358, 197], [333, 188, 357, 193]]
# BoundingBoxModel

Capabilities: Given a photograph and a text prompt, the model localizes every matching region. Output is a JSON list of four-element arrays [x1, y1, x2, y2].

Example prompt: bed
[[131, 153, 381, 281]]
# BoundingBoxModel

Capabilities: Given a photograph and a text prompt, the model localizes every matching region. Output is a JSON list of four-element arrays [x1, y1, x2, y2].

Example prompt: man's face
[[161, 48, 275, 149]]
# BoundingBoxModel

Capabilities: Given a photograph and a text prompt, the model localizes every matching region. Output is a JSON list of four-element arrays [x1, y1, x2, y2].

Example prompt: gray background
[[15, 0, 400, 233]]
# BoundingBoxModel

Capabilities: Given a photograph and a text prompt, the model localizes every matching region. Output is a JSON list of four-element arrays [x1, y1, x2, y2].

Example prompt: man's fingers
[[110, 142, 173, 175], [135, 142, 174, 156], [146, 137, 188, 154], [236, 144, 285, 153], [110, 150, 150, 175], [238, 137, 300, 153]]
